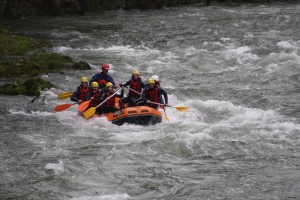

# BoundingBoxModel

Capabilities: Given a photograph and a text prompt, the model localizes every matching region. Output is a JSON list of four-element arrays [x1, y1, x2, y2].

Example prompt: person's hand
[[78, 100, 82, 104], [119, 82, 122, 87], [91, 97, 94, 100], [146, 100, 150, 103], [106, 97, 110, 101], [121, 86, 125, 91]]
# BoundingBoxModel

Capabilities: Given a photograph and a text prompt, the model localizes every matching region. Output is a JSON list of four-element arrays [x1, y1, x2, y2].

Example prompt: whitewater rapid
[[1, 2, 300, 199]]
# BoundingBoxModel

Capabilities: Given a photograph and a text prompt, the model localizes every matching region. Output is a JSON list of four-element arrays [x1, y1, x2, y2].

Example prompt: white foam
[[223, 46, 258, 64], [45, 160, 64, 174], [70, 193, 131, 200], [9, 109, 54, 117], [277, 41, 297, 49]]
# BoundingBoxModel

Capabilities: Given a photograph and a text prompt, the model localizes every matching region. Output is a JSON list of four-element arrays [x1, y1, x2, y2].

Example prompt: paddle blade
[[54, 103, 74, 112], [58, 91, 73, 100], [164, 114, 170, 121], [78, 100, 91, 112], [175, 106, 188, 112], [84, 107, 96, 119]]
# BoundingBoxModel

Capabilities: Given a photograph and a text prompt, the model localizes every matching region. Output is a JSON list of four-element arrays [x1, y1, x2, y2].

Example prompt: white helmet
[[151, 75, 160, 82]]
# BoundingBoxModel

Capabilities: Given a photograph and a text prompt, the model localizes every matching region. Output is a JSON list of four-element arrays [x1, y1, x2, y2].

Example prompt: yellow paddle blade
[[78, 100, 91, 112], [84, 107, 96, 119], [57, 91, 73, 100], [165, 114, 170, 121], [175, 106, 188, 111]]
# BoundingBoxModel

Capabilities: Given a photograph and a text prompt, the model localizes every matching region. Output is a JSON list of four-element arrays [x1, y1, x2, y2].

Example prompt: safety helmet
[[151, 75, 160, 82], [80, 77, 89, 83], [102, 64, 109, 70], [106, 82, 113, 88], [91, 81, 99, 88], [132, 69, 140, 76], [147, 78, 155, 84]]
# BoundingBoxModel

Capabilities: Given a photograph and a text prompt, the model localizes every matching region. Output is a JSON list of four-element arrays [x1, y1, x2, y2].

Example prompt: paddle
[[163, 107, 170, 121], [77, 100, 91, 112], [84, 88, 122, 119], [127, 87, 188, 111], [127, 87, 142, 96], [149, 101, 189, 112], [54, 103, 77, 112], [57, 91, 73, 100]]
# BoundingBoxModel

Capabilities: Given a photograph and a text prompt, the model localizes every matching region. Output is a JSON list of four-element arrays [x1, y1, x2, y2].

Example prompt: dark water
[[1, 3, 300, 200]]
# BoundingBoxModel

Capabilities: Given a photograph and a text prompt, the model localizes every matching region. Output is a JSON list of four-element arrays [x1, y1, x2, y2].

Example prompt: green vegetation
[[0, 78, 54, 96], [0, 29, 91, 96], [0, 53, 91, 77], [0, 28, 52, 55]]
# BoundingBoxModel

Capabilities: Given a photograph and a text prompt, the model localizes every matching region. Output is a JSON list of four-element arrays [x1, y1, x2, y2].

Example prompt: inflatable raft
[[94, 106, 162, 126]]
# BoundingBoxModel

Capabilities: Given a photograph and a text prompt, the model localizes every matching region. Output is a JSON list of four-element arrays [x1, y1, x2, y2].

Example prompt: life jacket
[[97, 72, 108, 89], [102, 91, 115, 108], [129, 79, 142, 97], [78, 86, 89, 101], [89, 90, 103, 107], [146, 88, 159, 103]]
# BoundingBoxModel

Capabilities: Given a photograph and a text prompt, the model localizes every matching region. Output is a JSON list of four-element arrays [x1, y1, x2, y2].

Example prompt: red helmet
[[102, 64, 109, 70]]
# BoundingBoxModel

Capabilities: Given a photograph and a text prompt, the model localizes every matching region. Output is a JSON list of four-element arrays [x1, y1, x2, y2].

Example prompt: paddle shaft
[[96, 88, 122, 108]]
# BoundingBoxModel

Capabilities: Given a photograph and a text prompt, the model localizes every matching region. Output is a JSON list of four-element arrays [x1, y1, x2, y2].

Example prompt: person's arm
[[139, 79, 145, 89], [141, 89, 147, 101], [120, 80, 131, 87], [86, 91, 92, 101], [70, 87, 80, 102], [115, 90, 124, 98], [100, 93, 107, 102], [158, 88, 168, 104]]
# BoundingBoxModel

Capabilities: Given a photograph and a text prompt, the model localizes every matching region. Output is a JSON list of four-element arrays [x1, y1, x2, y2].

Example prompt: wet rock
[[0, 78, 54, 96]]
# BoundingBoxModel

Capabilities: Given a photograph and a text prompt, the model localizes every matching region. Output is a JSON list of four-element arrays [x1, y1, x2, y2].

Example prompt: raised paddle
[[54, 103, 77, 112], [57, 91, 73, 100], [77, 100, 91, 112], [84, 88, 122, 119]]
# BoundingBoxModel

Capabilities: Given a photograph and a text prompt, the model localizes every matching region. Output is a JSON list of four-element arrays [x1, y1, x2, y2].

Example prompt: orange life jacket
[[89, 90, 103, 107], [102, 92, 115, 108], [146, 88, 159, 103], [129, 79, 142, 97]]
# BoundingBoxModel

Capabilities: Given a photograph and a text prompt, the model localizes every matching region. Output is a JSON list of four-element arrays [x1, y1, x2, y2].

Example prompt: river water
[[1, 2, 300, 199]]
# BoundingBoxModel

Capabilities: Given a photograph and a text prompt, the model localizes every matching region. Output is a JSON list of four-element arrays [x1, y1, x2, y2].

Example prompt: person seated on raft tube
[[119, 69, 145, 111], [139, 78, 168, 109], [89, 63, 116, 89], [70, 77, 90, 104], [85, 82, 104, 114], [99, 82, 124, 114]]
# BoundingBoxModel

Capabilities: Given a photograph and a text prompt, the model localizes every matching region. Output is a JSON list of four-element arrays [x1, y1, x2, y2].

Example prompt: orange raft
[[94, 106, 162, 126]]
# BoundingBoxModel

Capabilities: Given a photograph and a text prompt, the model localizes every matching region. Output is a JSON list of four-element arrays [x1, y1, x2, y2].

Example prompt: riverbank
[[1, 0, 292, 20], [0, 28, 91, 96]]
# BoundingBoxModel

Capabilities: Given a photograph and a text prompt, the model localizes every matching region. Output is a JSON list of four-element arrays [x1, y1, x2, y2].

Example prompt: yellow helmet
[[106, 82, 113, 88], [147, 78, 155, 84], [91, 81, 99, 88], [81, 77, 89, 83], [132, 69, 140, 76]]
